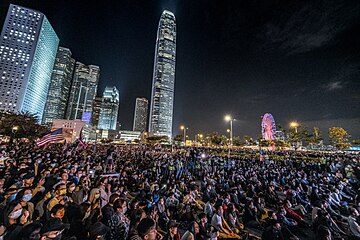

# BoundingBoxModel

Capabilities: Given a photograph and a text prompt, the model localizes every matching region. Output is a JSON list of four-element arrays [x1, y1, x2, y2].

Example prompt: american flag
[[36, 128, 64, 147]]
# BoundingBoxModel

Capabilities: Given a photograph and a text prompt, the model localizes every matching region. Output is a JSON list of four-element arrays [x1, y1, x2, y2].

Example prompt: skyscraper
[[149, 10, 176, 138], [91, 96, 102, 127], [133, 97, 148, 132], [42, 47, 75, 125], [98, 86, 119, 130], [0, 4, 59, 121], [66, 62, 100, 122]]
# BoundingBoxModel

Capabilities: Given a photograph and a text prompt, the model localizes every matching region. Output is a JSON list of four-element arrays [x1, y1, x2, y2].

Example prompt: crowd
[[0, 140, 359, 240]]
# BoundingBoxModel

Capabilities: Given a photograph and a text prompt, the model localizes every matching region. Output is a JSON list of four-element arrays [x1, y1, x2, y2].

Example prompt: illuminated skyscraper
[[66, 62, 100, 122], [42, 47, 75, 125], [149, 10, 176, 138], [98, 86, 119, 130], [0, 4, 59, 121], [91, 96, 102, 127], [133, 97, 148, 132]]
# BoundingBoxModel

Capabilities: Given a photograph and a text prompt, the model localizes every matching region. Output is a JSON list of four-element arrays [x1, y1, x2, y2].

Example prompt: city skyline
[[0, 1, 359, 140]]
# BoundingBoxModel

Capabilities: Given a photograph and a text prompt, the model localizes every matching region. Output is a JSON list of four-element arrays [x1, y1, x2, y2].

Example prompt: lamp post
[[12, 126, 19, 141], [290, 121, 299, 150], [224, 115, 233, 147], [227, 129, 231, 145], [180, 125, 188, 146], [95, 129, 100, 152], [290, 122, 299, 133]]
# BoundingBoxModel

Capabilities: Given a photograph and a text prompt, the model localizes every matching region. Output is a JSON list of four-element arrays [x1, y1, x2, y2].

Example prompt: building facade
[[119, 130, 141, 143], [0, 4, 59, 121], [98, 86, 119, 130], [133, 97, 148, 132], [66, 62, 100, 122], [149, 10, 176, 139], [52, 119, 96, 143], [91, 96, 102, 127], [42, 47, 75, 125]]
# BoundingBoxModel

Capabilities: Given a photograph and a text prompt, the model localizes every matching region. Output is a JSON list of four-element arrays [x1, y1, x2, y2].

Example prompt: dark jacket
[[261, 226, 284, 240]]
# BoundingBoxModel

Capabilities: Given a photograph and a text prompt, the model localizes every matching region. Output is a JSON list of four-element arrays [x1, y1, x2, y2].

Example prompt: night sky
[[1, 0, 360, 141]]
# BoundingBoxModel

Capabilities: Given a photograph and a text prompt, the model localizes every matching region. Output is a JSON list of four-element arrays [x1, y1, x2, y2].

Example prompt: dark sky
[[1, 0, 360, 141]]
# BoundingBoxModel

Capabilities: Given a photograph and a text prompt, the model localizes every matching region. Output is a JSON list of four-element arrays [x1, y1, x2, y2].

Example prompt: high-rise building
[[149, 10, 176, 138], [42, 47, 75, 125], [133, 97, 148, 132], [66, 62, 100, 122], [98, 86, 119, 130], [91, 96, 102, 127], [0, 4, 59, 121]]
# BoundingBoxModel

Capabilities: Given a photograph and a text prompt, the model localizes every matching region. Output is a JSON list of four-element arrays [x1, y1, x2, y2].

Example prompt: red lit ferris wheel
[[261, 113, 277, 140]]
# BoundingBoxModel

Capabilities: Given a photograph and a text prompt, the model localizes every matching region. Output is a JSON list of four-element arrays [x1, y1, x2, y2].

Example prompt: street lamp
[[290, 122, 299, 133], [227, 129, 231, 144], [95, 129, 100, 152], [95, 129, 100, 141], [12, 126, 19, 140], [290, 121, 300, 150], [224, 115, 233, 146], [180, 125, 188, 146]]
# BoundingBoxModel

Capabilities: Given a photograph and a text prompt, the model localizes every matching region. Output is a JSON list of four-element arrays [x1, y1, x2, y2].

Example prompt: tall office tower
[[0, 4, 59, 121], [91, 96, 102, 127], [98, 86, 119, 130], [133, 97, 148, 132], [149, 10, 176, 138], [66, 62, 100, 123], [42, 47, 75, 125]]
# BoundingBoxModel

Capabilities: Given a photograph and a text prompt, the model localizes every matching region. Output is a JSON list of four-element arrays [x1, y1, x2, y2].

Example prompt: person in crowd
[[40, 217, 70, 240], [181, 221, 200, 240], [89, 221, 110, 240], [102, 193, 120, 226], [211, 205, 240, 239], [347, 207, 360, 239], [47, 183, 66, 212], [242, 200, 261, 229], [108, 198, 130, 240], [163, 220, 181, 240], [128, 208, 146, 240], [18, 222, 42, 240], [137, 218, 160, 240]]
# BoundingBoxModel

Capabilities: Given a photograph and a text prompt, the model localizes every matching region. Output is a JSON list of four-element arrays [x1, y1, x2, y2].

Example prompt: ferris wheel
[[261, 113, 277, 140]]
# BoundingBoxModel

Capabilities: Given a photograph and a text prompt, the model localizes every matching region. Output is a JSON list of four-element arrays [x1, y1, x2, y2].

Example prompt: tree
[[0, 111, 50, 142], [173, 134, 184, 146], [145, 135, 169, 145], [353, 139, 360, 145], [328, 127, 351, 150], [173, 134, 183, 142], [299, 127, 313, 145], [288, 128, 300, 145], [205, 132, 227, 146], [308, 127, 323, 145], [243, 135, 254, 145], [274, 140, 291, 150], [232, 136, 243, 146], [259, 139, 273, 147]]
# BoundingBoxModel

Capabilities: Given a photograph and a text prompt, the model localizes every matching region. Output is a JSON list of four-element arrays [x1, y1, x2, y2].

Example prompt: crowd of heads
[[0, 141, 359, 240]]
